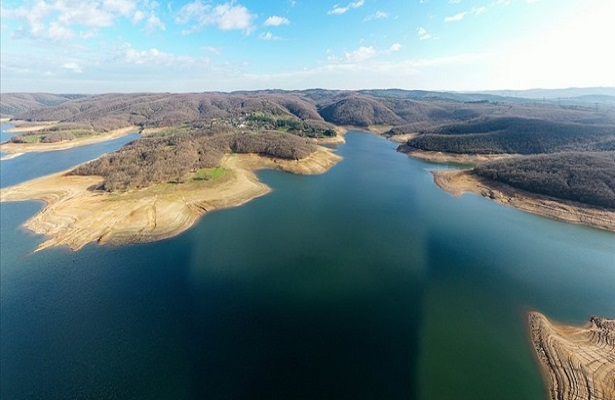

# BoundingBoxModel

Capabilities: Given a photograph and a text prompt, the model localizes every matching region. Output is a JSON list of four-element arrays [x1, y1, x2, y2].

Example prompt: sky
[[1, 0, 614, 93]]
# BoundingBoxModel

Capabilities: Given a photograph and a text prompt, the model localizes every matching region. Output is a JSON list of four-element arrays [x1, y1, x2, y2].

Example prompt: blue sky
[[1, 0, 613, 93]]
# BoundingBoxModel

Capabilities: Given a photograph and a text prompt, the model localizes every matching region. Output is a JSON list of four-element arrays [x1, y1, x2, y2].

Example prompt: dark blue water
[[1, 131, 614, 399]]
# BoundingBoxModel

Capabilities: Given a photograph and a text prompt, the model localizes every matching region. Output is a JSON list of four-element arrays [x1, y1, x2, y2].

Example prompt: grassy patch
[[193, 167, 226, 181]]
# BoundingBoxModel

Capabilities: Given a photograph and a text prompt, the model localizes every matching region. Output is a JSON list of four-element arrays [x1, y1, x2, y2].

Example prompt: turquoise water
[[1, 130, 614, 399]]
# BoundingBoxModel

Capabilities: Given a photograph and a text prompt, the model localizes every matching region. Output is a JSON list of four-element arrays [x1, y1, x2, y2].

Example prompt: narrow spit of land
[[528, 312, 615, 400]]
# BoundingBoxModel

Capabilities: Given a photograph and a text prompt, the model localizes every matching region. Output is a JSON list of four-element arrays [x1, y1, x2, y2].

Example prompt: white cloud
[[49, 21, 75, 40], [176, 1, 255, 33], [364, 11, 388, 21], [389, 43, 402, 52], [1, 0, 166, 40], [259, 32, 281, 40], [103, 0, 136, 16], [444, 11, 466, 22], [344, 46, 376, 62], [264, 16, 289, 26], [118, 43, 207, 67], [132, 10, 145, 23], [445, 6, 485, 22], [417, 27, 432, 40], [63, 62, 83, 73], [146, 14, 165, 32], [328, 0, 365, 15]]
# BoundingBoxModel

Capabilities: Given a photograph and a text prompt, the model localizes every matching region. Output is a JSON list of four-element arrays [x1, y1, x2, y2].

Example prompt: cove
[[1, 131, 614, 400]]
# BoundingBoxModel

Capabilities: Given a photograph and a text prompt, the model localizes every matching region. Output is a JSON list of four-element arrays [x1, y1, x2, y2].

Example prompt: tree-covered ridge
[[473, 152, 615, 210], [70, 130, 316, 192], [0, 93, 88, 117], [5, 90, 614, 137], [406, 118, 615, 155]]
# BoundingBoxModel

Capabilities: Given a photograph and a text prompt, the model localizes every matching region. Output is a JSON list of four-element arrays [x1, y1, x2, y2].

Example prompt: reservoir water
[[1, 130, 614, 399]]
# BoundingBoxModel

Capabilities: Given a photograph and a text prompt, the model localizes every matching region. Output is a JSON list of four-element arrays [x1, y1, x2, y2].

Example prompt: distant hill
[[5, 89, 615, 131], [475, 87, 615, 99], [0, 93, 89, 117], [3, 89, 615, 211]]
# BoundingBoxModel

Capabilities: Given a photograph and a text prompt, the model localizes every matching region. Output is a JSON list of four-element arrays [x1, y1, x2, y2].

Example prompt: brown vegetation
[[70, 130, 316, 192], [432, 169, 615, 232]]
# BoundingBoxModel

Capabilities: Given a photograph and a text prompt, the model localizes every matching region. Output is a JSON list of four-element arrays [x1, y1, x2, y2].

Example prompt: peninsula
[[0, 131, 340, 251], [528, 311, 615, 400], [2, 89, 615, 250]]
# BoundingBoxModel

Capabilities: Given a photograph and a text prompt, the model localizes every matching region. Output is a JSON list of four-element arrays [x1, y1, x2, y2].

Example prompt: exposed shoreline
[[528, 311, 615, 400], [398, 146, 615, 233], [0, 126, 139, 156], [432, 169, 615, 232], [0, 146, 341, 251], [5, 120, 60, 133], [397, 144, 514, 164]]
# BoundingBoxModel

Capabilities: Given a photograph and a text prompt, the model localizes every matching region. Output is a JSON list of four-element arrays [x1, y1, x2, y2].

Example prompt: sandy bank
[[432, 170, 615, 232], [6, 120, 60, 133], [528, 312, 615, 400], [0, 146, 341, 251], [398, 145, 512, 164], [387, 133, 417, 143], [0, 126, 139, 154], [0, 152, 25, 161]]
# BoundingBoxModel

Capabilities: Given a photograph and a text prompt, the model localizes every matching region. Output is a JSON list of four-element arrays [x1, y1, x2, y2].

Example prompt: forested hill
[[3, 90, 614, 135], [473, 152, 615, 210], [0, 93, 88, 117], [3, 89, 614, 209]]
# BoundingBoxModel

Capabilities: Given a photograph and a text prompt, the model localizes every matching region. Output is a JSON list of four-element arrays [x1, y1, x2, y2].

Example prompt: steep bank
[[0, 146, 341, 251], [432, 169, 615, 232], [528, 312, 615, 400]]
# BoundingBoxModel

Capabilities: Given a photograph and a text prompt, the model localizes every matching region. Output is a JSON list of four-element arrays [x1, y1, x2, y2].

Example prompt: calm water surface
[[1, 131, 614, 399]]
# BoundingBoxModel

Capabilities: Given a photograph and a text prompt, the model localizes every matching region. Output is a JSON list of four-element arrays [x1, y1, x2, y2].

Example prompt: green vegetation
[[193, 167, 226, 181]]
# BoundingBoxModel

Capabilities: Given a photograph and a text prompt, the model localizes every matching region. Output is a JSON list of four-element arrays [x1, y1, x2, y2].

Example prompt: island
[[528, 311, 615, 400], [2, 89, 615, 251]]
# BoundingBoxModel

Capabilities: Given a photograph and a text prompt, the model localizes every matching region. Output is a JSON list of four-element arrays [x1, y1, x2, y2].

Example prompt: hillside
[[0, 93, 88, 117], [474, 152, 615, 210], [406, 117, 615, 155]]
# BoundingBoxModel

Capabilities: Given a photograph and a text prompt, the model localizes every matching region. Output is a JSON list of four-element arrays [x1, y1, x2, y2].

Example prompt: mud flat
[[432, 169, 615, 233], [0, 147, 341, 251], [528, 311, 615, 400]]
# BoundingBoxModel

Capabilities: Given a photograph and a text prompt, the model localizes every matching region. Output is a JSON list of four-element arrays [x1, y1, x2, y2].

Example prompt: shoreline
[[528, 311, 615, 400], [397, 144, 513, 164], [5, 120, 60, 133], [0, 146, 341, 251], [432, 169, 615, 233], [0, 126, 139, 154]]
